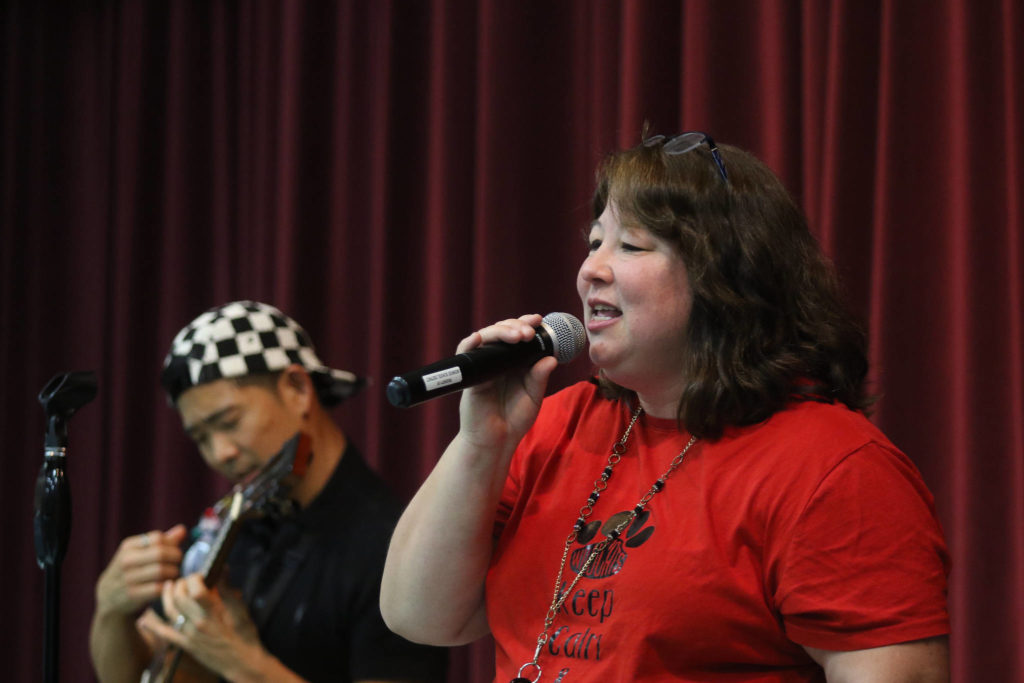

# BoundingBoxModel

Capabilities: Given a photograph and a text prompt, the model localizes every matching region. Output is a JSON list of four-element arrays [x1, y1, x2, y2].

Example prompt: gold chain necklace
[[510, 406, 699, 683]]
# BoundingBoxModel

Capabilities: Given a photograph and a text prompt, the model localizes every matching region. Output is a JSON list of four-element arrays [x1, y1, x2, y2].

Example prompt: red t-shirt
[[486, 381, 949, 682]]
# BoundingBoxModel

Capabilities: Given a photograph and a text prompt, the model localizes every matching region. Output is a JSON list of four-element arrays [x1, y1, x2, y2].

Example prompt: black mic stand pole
[[35, 371, 97, 683]]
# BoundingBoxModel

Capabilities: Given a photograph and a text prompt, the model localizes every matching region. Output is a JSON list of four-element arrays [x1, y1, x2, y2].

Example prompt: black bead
[[607, 529, 620, 540], [653, 479, 665, 492]]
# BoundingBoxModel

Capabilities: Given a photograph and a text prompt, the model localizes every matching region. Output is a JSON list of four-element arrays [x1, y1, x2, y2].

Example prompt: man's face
[[176, 377, 304, 482]]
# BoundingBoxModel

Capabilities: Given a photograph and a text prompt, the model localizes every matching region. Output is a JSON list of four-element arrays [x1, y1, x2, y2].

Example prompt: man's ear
[[277, 365, 314, 415]]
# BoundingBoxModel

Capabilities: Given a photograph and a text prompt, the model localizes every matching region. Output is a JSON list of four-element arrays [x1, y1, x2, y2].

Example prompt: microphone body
[[386, 312, 585, 408]]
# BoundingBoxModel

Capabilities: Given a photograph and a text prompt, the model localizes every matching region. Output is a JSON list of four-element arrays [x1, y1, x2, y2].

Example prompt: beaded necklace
[[510, 406, 699, 683]]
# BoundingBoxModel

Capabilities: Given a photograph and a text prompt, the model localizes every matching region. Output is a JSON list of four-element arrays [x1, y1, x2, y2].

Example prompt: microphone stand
[[35, 371, 97, 683]]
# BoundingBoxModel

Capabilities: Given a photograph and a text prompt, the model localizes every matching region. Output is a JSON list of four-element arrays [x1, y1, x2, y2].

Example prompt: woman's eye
[[622, 242, 645, 252], [587, 238, 602, 252]]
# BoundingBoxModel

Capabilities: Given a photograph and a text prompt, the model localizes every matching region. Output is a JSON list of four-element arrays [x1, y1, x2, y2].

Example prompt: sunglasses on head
[[642, 131, 729, 182]]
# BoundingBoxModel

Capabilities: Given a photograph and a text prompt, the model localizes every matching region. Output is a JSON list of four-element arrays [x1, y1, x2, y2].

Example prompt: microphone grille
[[542, 312, 587, 364]]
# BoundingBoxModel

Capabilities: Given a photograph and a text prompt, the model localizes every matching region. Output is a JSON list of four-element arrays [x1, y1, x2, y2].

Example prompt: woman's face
[[576, 202, 693, 397]]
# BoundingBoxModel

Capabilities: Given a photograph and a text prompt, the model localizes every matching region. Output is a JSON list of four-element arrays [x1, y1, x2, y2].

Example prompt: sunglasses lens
[[662, 132, 706, 155]]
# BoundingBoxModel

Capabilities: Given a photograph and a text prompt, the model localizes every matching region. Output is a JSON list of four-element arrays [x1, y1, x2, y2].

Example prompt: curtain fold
[[2, 1, 1020, 681]]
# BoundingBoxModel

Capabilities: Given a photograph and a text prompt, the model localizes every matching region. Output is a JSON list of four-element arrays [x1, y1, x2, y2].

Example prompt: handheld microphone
[[386, 312, 586, 408]]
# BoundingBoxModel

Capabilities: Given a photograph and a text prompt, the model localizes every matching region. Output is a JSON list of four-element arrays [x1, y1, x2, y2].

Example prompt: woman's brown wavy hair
[[592, 136, 872, 439]]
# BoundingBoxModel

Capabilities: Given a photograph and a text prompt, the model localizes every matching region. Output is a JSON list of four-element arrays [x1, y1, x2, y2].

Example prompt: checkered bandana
[[160, 301, 363, 406]]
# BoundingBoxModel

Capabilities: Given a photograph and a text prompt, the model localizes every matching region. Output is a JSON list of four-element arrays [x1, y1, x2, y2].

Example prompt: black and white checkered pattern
[[161, 301, 362, 405]]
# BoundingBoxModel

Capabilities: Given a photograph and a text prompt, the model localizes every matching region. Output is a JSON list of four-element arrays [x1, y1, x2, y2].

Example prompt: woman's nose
[[578, 249, 611, 284]]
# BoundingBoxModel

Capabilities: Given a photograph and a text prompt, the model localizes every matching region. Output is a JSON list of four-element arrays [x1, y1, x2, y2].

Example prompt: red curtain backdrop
[[2, 1, 1021, 681]]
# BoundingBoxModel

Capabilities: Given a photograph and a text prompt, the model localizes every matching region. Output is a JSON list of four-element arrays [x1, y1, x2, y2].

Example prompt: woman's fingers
[[456, 315, 543, 353]]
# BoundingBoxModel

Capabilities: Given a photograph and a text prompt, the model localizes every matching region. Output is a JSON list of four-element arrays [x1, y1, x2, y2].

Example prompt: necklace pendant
[[601, 510, 633, 536]]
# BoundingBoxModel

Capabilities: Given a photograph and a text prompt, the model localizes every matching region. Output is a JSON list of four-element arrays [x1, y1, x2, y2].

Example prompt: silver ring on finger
[[173, 614, 188, 631]]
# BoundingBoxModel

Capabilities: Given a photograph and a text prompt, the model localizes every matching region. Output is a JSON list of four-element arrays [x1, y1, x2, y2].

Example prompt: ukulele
[[140, 431, 313, 683]]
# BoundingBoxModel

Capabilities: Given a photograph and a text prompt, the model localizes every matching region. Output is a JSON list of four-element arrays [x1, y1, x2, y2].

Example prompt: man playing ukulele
[[89, 301, 446, 683]]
